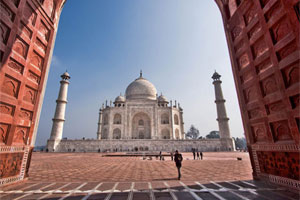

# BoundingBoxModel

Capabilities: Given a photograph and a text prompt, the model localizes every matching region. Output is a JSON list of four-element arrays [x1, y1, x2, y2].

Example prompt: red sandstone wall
[[215, 0, 300, 190], [0, 0, 65, 185]]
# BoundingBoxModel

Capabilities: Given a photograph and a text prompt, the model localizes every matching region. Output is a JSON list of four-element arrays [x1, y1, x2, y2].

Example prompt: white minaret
[[96, 108, 102, 139], [49, 71, 70, 141], [212, 71, 235, 151]]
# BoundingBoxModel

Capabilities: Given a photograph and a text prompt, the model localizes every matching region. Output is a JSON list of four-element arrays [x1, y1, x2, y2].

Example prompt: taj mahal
[[46, 71, 235, 152], [96, 71, 184, 141]]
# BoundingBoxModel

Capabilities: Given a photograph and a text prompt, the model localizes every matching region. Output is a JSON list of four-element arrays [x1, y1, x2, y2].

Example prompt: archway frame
[[0, 0, 298, 190]]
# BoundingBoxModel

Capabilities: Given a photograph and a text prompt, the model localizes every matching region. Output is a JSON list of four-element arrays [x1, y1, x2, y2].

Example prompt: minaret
[[96, 108, 103, 139], [47, 71, 70, 151], [212, 71, 235, 151]]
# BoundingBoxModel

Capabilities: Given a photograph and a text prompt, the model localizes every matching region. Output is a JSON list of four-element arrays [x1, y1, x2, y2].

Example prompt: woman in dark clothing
[[174, 150, 183, 180]]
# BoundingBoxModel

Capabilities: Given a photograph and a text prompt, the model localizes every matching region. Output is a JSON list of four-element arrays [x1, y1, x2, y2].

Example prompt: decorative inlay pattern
[[270, 120, 293, 142], [28, 70, 40, 84], [19, 22, 32, 39], [256, 59, 272, 74], [30, 51, 44, 70], [244, 5, 257, 25], [270, 16, 291, 44], [265, 1, 281, 22], [0, 22, 10, 45], [252, 123, 268, 142], [0, 102, 14, 116], [0, 2, 15, 21], [234, 40, 245, 52], [251, 38, 268, 59], [248, 23, 261, 40], [248, 108, 263, 119], [7, 58, 24, 74], [23, 86, 36, 104], [19, 109, 33, 120], [241, 71, 253, 84], [0, 153, 24, 178], [13, 127, 29, 145], [0, 123, 10, 144], [267, 101, 285, 114], [244, 86, 258, 103], [231, 26, 242, 41], [281, 62, 299, 88], [38, 21, 50, 41], [257, 151, 299, 180], [1, 75, 20, 98], [238, 53, 249, 70], [35, 38, 47, 53], [23, 3, 36, 26], [276, 40, 297, 61], [261, 75, 278, 96], [43, 0, 55, 18], [13, 37, 29, 58]]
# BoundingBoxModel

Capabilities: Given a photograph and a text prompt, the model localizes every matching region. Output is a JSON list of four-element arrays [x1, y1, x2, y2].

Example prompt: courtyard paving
[[0, 152, 298, 200]]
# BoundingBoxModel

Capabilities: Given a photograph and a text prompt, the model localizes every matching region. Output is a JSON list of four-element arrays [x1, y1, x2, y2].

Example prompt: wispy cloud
[[51, 55, 62, 67]]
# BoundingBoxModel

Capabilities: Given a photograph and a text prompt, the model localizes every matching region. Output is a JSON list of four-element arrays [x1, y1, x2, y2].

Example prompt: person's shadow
[[152, 178, 178, 181]]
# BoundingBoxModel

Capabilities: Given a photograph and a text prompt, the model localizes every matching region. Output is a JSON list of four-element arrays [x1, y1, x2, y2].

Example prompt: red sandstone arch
[[0, 0, 299, 190]]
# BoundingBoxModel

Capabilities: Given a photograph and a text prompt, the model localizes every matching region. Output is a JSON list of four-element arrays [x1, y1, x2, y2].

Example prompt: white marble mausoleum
[[47, 71, 235, 152], [96, 71, 184, 141]]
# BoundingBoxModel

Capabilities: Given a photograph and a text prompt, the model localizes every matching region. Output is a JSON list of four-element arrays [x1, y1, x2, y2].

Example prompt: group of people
[[192, 148, 203, 160]]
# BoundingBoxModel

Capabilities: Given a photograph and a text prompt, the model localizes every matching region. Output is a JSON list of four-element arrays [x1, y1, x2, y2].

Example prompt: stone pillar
[[179, 105, 185, 139], [96, 109, 103, 139], [49, 72, 70, 141], [212, 71, 234, 151], [212, 71, 230, 139]]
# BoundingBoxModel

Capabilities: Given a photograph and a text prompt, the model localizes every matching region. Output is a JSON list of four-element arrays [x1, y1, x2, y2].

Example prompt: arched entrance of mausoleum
[[131, 112, 151, 139]]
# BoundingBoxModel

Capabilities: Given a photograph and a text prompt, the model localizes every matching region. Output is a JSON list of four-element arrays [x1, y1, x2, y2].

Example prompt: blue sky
[[35, 0, 244, 146]]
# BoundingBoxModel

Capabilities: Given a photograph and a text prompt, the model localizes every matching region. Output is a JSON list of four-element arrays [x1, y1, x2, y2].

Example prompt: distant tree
[[186, 125, 200, 139], [234, 137, 247, 150], [206, 131, 220, 139]]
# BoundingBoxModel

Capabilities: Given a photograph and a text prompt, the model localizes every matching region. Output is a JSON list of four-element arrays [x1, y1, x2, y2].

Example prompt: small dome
[[125, 72, 157, 100], [61, 71, 70, 80], [158, 94, 168, 103], [212, 71, 221, 80], [115, 95, 126, 103]]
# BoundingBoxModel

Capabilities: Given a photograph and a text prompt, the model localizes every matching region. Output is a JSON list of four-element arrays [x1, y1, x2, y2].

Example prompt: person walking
[[192, 149, 196, 160], [170, 152, 174, 161], [200, 152, 203, 160], [196, 151, 200, 160], [174, 150, 183, 180], [159, 151, 162, 160]]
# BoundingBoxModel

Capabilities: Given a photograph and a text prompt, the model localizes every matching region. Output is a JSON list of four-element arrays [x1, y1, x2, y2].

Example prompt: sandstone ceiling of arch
[[217, 0, 299, 189], [0, 0, 65, 185]]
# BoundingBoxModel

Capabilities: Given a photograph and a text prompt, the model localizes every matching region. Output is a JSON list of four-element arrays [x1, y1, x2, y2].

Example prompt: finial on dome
[[140, 70, 143, 78], [61, 70, 70, 80], [212, 70, 221, 81]]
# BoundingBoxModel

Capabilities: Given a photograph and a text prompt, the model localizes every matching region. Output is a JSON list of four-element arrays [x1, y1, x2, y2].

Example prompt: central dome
[[125, 72, 157, 100]]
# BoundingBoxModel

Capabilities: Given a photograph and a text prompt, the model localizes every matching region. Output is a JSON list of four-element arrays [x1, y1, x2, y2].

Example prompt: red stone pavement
[[1, 152, 299, 200], [27, 152, 252, 183]]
